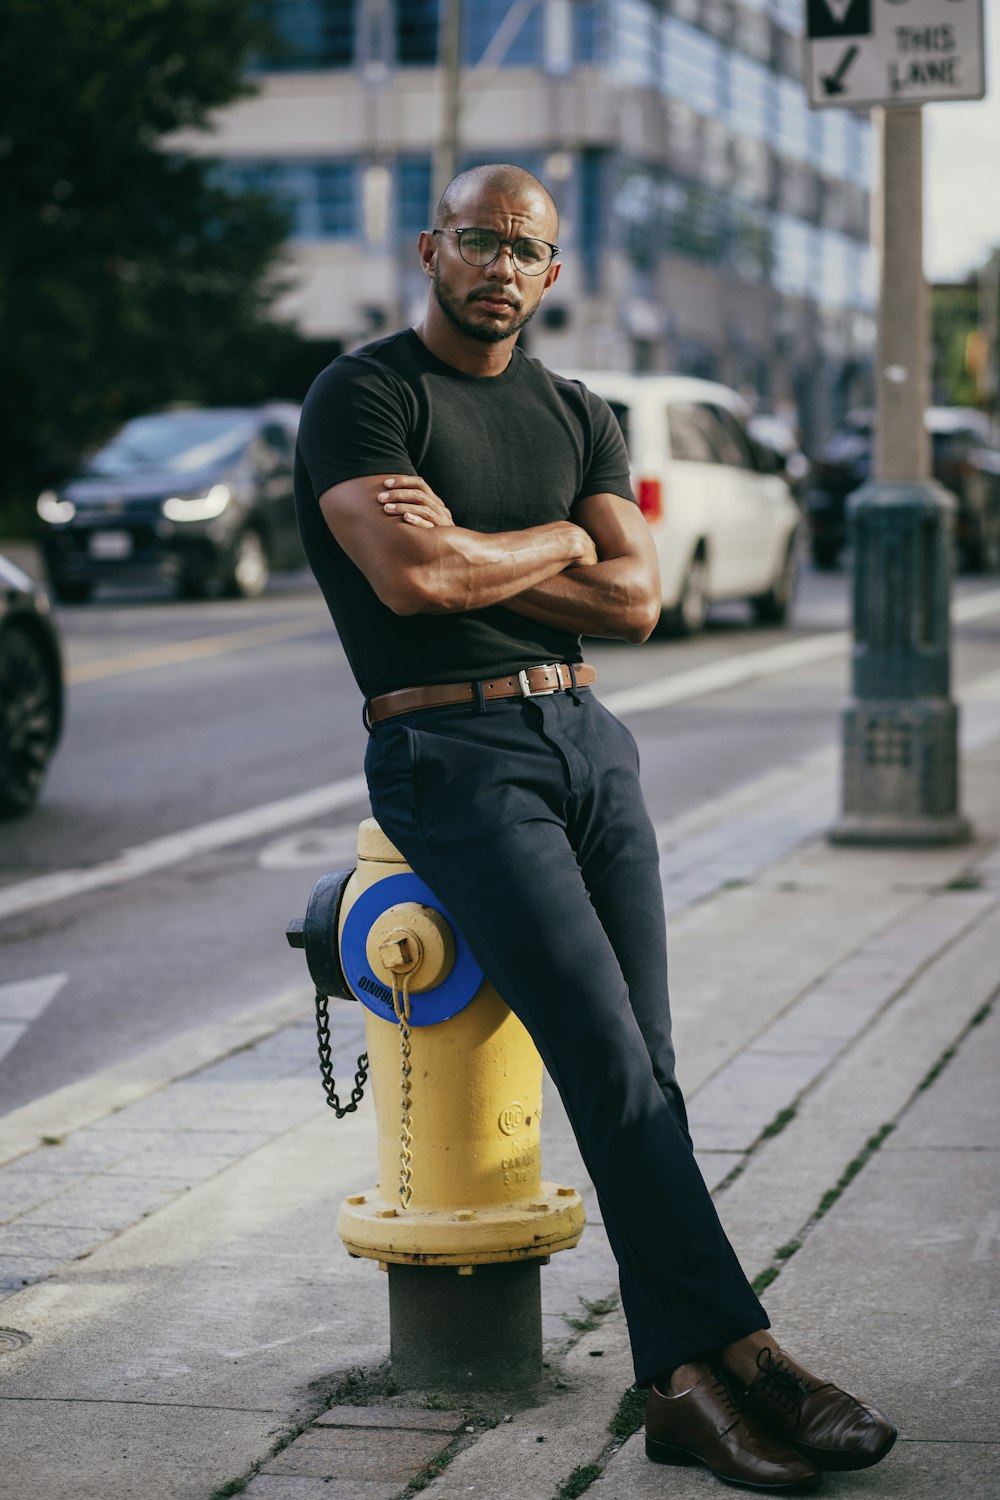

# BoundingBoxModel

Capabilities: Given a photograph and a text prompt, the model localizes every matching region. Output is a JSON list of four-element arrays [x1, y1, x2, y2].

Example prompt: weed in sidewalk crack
[[608, 1384, 647, 1441], [760, 1106, 797, 1140], [918, 1049, 957, 1091], [815, 1124, 895, 1219], [752, 1266, 781, 1296], [565, 1292, 619, 1332], [774, 1238, 802, 1261], [555, 1462, 602, 1498]]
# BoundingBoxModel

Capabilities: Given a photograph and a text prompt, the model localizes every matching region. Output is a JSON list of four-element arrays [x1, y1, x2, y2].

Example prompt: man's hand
[[377, 475, 454, 529]]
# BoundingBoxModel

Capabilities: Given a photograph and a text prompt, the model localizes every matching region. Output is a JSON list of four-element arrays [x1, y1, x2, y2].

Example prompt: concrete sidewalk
[[1, 729, 997, 1500]]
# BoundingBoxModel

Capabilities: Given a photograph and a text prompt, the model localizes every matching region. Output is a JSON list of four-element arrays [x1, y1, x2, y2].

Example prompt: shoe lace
[[711, 1368, 745, 1424], [755, 1348, 812, 1416]]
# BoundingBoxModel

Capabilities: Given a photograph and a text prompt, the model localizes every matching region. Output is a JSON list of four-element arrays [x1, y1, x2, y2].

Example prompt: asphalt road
[[1, 562, 998, 1115]]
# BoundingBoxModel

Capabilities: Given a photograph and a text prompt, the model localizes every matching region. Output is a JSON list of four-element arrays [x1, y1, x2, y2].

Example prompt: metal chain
[[391, 972, 414, 1210], [314, 989, 369, 1118]]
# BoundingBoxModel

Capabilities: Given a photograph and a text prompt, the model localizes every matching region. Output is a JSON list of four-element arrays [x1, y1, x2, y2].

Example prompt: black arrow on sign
[[822, 44, 859, 95]]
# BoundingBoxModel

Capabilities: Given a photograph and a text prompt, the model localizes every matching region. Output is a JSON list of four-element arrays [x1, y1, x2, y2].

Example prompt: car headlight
[[37, 490, 76, 525], [162, 484, 232, 523]]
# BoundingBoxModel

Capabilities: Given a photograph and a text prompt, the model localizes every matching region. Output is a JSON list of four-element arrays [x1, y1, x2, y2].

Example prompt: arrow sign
[[822, 44, 859, 96]]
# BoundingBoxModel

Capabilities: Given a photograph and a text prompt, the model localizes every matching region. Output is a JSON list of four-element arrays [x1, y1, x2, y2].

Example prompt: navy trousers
[[364, 686, 767, 1384]]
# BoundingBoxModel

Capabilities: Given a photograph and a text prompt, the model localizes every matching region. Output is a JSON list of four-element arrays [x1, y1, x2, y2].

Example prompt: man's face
[[428, 185, 560, 345]]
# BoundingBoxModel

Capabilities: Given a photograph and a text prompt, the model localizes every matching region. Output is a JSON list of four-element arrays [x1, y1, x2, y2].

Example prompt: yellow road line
[[66, 613, 329, 685]]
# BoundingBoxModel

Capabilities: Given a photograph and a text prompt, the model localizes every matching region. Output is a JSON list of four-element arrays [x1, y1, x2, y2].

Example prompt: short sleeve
[[296, 355, 418, 500], [578, 388, 636, 505]]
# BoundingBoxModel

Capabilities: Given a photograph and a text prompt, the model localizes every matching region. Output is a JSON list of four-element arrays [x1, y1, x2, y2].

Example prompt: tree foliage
[[0, 0, 304, 524], [931, 277, 983, 410]]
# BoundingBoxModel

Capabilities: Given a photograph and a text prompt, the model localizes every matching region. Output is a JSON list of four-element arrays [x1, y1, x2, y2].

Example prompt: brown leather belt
[[367, 662, 597, 725]]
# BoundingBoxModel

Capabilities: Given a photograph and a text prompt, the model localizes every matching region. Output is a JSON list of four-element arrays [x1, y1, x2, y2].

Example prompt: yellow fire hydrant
[[289, 817, 585, 1387]]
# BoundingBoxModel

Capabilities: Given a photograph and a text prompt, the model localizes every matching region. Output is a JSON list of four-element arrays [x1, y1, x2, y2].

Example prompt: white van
[[563, 373, 802, 635]]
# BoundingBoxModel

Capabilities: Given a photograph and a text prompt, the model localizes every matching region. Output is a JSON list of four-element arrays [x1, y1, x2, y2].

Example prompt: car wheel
[[51, 577, 93, 604], [0, 626, 60, 817], [809, 537, 839, 571], [224, 528, 270, 599], [660, 552, 709, 638], [752, 544, 798, 626]]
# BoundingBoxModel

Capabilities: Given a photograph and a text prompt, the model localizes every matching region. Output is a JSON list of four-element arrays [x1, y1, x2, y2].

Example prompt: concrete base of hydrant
[[387, 1261, 543, 1390]]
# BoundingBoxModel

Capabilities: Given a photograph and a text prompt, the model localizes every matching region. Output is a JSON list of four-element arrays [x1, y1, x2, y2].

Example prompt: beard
[[433, 264, 538, 344]]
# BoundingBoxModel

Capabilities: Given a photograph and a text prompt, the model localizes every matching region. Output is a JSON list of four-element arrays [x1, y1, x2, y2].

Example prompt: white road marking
[[601, 633, 849, 716], [257, 826, 361, 871], [0, 776, 367, 925], [0, 974, 68, 1066], [601, 586, 1000, 719], [3, 590, 999, 928]]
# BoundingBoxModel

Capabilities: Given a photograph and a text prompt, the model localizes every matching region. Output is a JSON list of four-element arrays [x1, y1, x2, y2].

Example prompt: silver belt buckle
[[518, 663, 562, 698]]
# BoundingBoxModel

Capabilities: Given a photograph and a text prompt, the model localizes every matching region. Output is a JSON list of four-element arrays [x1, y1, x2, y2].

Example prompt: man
[[294, 163, 895, 1492]]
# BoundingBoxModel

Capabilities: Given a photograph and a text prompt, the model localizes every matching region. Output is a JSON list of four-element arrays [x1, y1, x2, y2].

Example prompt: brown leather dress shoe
[[645, 1373, 821, 1491], [743, 1348, 897, 1471]]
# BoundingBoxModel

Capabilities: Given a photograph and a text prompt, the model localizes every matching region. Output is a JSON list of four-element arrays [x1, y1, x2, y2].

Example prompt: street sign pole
[[874, 107, 930, 485], [830, 99, 971, 846]]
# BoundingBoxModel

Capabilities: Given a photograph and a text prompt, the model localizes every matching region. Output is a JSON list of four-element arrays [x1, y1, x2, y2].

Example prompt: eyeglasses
[[432, 227, 559, 276]]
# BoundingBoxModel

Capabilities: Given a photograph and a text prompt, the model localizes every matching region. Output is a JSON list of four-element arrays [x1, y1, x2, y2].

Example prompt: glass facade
[[223, 160, 358, 239], [241, 0, 873, 317]]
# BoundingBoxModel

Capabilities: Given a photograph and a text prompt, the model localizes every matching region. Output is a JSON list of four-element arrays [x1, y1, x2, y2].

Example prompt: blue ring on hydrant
[[340, 873, 483, 1026]]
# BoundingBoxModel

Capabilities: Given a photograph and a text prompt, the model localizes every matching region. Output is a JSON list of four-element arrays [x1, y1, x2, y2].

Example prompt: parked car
[[37, 404, 303, 602], [804, 406, 1000, 571], [747, 413, 812, 504], [0, 553, 64, 816], [561, 373, 802, 634]]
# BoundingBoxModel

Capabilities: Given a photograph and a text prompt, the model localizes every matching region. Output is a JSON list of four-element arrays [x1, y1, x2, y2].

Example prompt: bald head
[[434, 163, 559, 237]]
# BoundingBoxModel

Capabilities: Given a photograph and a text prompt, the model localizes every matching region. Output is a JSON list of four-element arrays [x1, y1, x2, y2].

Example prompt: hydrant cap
[[341, 872, 483, 1026]]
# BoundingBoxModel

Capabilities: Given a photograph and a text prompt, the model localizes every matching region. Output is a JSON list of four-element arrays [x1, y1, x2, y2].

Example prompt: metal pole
[[831, 105, 970, 847], [874, 109, 930, 484], [433, 0, 463, 209]]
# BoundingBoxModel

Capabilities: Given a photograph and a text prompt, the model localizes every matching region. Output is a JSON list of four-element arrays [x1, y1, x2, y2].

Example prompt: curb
[[0, 984, 313, 1166]]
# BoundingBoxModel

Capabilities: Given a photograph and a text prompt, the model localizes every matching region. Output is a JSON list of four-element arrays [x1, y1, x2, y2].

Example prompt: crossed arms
[[318, 472, 661, 644]]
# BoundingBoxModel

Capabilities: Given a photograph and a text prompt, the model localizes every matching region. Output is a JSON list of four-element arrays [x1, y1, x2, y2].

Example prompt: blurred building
[[179, 0, 877, 443]]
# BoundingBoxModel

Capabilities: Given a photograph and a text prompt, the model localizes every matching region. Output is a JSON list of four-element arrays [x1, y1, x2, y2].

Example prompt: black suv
[[805, 407, 1000, 572], [37, 404, 303, 602]]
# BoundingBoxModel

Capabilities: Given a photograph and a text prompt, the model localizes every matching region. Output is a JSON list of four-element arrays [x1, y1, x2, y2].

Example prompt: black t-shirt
[[294, 328, 634, 697]]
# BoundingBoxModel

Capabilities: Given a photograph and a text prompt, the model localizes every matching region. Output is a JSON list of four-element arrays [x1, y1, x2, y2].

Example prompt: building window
[[772, 213, 817, 297], [253, 0, 355, 70], [579, 149, 605, 291], [729, 201, 771, 282], [223, 160, 358, 239], [663, 18, 724, 117], [611, 0, 660, 86], [846, 115, 874, 189], [662, 178, 728, 266], [774, 76, 809, 162], [616, 164, 661, 269], [726, 50, 773, 142], [810, 107, 852, 178], [769, 0, 803, 34], [574, 0, 602, 64], [397, 0, 438, 64], [462, 0, 542, 66], [398, 156, 433, 234]]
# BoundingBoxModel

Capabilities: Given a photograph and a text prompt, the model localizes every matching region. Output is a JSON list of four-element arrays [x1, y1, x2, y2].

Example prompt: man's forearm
[[384, 520, 596, 616], [505, 555, 661, 643]]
